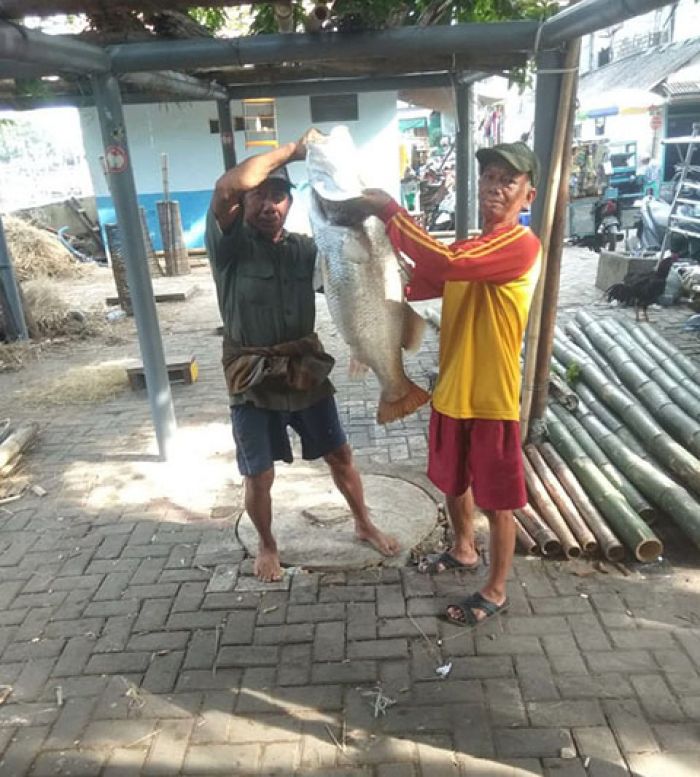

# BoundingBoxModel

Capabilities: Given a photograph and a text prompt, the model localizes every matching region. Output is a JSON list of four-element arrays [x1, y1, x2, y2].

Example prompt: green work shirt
[[205, 208, 335, 411]]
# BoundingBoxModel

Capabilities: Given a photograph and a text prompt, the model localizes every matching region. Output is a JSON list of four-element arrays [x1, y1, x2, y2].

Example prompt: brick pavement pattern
[[0, 251, 699, 775]]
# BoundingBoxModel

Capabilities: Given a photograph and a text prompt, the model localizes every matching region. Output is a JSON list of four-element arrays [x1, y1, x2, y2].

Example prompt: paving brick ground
[[0, 249, 699, 775]]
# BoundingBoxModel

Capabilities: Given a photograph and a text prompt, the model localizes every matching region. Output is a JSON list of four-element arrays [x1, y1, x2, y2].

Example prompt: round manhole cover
[[237, 472, 438, 570]]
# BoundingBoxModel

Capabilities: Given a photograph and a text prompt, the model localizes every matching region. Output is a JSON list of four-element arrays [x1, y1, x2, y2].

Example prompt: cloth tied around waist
[[222, 332, 335, 395]]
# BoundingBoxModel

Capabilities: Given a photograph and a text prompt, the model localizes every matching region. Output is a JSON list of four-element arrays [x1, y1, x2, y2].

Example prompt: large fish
[[306, 126, 430, 424]]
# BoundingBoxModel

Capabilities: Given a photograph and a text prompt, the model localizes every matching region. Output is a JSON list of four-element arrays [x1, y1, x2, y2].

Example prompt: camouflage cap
[[476, 141, 540, 187]]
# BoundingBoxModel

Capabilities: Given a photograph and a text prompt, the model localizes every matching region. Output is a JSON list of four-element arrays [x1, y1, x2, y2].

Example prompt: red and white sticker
[[104, 144, 129, 173]]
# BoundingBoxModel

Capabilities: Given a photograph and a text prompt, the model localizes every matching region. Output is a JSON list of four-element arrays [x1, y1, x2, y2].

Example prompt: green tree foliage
[[245, 0, 560, 35], [187, 6, 230, 32]]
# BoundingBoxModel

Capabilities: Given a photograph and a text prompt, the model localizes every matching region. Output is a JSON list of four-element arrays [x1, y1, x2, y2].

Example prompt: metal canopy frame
[[0, 0, 677, 458]]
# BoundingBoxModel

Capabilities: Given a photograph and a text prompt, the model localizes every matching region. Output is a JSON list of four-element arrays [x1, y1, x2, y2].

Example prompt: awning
[[663, 60, 700, 97], [399, 116, 428, 132], [577, 87, 666, 120]]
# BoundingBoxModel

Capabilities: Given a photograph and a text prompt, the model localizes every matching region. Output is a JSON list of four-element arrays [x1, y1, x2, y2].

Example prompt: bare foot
[[254, 545, 283, 582], [355, 522, 400, 556]]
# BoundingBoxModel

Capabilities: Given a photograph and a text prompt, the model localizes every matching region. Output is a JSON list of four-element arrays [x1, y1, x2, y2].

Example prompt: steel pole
[[542, 0, 676, 46], [530, 50, 563, 237], [109, 22, 537, 73], [217, 100, 237, 171], [0, 215, 28, 341], [467, 84, 479, 233], [91, 72, 177, 460], [454, 82, 471, 240], [0, 21, 109, 74]]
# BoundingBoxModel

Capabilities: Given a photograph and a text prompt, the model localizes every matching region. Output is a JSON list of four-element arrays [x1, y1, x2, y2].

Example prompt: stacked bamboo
[[522, 312, 700, 564], [0, 421, 38, 481]]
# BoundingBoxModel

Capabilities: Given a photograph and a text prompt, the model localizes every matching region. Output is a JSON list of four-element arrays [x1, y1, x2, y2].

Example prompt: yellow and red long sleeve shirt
[[378, 201, 542, 422]]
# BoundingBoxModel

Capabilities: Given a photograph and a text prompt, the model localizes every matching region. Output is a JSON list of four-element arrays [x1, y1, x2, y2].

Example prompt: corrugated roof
[[579, 38, 700, 102], [664, 59, 700, 97]]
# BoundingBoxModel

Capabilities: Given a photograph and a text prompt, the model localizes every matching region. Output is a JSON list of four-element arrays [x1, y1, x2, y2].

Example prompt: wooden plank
[[126, 356, 198, 391], [106, 285, 198, 307]]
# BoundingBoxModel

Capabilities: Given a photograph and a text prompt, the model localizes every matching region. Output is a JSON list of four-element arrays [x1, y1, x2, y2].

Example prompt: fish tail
[[377, 380, 431, 425]]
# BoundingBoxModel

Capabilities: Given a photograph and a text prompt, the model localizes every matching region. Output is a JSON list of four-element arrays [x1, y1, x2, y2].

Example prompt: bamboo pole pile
[[0, 421, 39, 483], [545, 315, 700, 558], [418, 299, 699, 565]]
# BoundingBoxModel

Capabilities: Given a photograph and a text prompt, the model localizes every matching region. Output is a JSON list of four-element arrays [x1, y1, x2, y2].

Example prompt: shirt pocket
[[238, 261, 275, 305]]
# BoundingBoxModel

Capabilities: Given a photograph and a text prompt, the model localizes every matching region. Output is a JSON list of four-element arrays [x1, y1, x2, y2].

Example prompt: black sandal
[[443, 591, 509, 628], [417, 550, 480, 575]]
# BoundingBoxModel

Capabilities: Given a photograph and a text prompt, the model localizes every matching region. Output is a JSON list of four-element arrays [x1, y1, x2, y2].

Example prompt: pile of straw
[[0, 341, 36, 372], [23, 280, 105, 339], [4, 216, 81, 280], [20, 362, 130, 405]]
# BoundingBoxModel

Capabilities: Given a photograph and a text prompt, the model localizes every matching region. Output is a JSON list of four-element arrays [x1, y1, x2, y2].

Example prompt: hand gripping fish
[[306, 126, 430, 424]]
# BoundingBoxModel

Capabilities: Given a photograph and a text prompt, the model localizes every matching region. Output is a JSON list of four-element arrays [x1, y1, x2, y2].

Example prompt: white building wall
[[79, 91, 400, 246]]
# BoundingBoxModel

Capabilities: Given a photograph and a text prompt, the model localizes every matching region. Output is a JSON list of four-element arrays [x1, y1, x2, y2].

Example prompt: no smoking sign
[[105, 144, 129, 173]]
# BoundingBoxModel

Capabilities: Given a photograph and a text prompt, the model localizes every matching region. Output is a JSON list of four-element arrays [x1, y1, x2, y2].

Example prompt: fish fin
[[402, 303, 427, 353], [377, 380, 431, 425], [348, 357, 370, 379]]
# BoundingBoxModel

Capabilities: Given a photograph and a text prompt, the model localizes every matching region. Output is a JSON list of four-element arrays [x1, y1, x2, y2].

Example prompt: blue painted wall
[[97, 189, 212, 251]]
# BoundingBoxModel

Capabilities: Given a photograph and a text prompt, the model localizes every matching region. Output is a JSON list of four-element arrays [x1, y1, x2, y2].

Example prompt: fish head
[[307, 126, 373, 227]]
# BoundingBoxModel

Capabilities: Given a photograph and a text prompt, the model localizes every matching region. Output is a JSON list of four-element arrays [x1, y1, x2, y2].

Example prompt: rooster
[[605, 255, 677, 322]]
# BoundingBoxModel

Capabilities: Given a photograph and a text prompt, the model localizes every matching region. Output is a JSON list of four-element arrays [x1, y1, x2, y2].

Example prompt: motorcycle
[[570, 197, 622, 252], [636, 194, 700, 259]]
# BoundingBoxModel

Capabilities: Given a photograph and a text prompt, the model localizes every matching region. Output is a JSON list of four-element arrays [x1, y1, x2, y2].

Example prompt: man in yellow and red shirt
[[361, 142, 541, 627]]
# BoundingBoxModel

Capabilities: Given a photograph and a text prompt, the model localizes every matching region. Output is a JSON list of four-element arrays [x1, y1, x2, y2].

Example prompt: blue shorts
[[231, 396, 347, 477]]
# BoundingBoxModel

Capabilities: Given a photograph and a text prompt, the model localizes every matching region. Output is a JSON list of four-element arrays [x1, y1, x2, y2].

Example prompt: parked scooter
[[636, 194, 700, 259], [570, 196, 622, 252]]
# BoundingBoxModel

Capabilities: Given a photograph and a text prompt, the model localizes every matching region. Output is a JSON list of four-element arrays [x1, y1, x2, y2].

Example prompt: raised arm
[[361, 191, 540, 285], [211, 128, 322, 230]]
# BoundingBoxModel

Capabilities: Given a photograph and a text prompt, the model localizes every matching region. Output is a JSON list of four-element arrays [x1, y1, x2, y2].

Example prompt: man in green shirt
[[207, 130, 399, 582]]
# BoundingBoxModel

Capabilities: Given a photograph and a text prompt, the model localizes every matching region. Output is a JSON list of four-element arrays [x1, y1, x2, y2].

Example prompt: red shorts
[[427, 410, 526, 511]]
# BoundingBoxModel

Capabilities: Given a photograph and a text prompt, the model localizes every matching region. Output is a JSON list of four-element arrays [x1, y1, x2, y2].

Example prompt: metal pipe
[[541, 0, 677, 46], [467, 85, 479, 231], [217, 100, 237, 171], [0, 214, 28, 341], [91, 72, 177, 460], [0, 0, 266, 12], [0, 72, 477, 111], [120, 70, 228, 101], [454, 81, 470, 240], [109, 22, 538, 73], [530, 50, 563, 236], [0, 21, 109, 74], [228, 72, 458, 99]]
